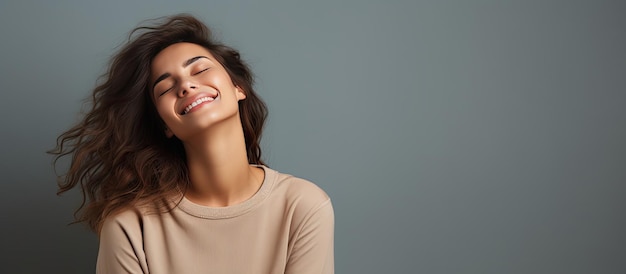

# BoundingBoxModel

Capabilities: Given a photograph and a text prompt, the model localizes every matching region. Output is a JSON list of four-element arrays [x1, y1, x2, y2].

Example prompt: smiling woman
[[151, 43, 247, 142], [49, 14, 334, 274]]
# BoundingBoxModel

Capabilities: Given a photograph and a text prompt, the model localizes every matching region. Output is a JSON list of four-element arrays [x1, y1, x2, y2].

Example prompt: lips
[[180, 93, 218, 115]]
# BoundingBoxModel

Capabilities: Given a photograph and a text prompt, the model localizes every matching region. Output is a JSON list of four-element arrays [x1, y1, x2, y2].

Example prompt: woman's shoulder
[[269, 167, 328, 195], [99, 199, 173, 236], [265, 167, 332, 214], [264, 167, 334, 241], [99, 206, 144, 240]]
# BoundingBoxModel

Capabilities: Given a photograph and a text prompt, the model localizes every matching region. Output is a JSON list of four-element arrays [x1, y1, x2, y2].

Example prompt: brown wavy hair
[[49, 14, 268, 233]]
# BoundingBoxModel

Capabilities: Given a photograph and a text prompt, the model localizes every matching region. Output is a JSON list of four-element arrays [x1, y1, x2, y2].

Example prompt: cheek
[[204, 69, 235, 88]]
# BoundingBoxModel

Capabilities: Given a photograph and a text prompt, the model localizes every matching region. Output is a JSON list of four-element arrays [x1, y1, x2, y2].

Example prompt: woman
[[51, 14, 334, 274]]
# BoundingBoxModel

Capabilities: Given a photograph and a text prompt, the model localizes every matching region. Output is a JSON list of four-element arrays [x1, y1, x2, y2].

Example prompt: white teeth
[[183, 96, 215, 114]]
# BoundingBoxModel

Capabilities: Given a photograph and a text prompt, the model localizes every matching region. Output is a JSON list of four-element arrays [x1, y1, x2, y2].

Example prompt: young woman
[[51, 14, 334, 274]]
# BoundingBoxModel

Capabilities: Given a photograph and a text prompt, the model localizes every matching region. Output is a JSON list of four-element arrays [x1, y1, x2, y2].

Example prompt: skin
[[151, 42, 264, 207]]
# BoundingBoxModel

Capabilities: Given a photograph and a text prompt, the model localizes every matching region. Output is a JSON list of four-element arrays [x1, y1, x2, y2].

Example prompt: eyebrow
[[152, 56, 209, 90]]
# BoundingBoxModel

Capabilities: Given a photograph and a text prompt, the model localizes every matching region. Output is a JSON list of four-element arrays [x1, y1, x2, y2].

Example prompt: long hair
[[49, 14, 268, 233]]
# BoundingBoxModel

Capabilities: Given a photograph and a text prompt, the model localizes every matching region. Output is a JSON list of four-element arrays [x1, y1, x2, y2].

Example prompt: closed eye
[[194, 68, 209, 75], [158, 87, 173, 97]]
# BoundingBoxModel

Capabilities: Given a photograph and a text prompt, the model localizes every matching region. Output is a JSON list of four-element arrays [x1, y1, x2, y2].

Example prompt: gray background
[[1, 0, 624, 273]]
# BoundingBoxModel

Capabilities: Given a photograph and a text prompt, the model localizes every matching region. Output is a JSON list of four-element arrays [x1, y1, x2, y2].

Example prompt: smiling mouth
[[182, 96, 216, 115]]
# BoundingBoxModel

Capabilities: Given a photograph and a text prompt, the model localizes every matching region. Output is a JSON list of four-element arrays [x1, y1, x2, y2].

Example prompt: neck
[[182, 118, 263, 207]]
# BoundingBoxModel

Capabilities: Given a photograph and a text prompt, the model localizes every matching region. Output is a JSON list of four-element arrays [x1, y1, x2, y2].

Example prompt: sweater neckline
[[176, 165, 275, 219]]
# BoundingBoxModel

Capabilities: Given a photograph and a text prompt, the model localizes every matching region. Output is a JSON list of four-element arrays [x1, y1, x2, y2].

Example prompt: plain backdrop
[[1, 0, 625, 273]]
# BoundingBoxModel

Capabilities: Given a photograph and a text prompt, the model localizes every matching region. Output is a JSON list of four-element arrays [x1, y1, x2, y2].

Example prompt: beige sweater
[[96, 166, 334, 274]]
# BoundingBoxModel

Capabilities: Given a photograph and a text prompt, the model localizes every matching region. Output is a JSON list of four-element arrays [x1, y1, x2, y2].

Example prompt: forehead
[[151, 42, 214, 73]]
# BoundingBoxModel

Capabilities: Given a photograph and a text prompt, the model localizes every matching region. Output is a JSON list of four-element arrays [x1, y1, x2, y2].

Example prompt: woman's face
[[150, 42, 246, 141]]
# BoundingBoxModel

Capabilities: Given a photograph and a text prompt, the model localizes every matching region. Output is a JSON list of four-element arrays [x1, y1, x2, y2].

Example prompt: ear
[[165, 127, 174, 138], [235, 86, 246, 101]]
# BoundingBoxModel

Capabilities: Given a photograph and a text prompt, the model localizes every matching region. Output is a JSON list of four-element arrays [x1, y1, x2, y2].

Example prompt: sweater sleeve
[[96, 213, 147, 274], [285, 199, 335, 274]]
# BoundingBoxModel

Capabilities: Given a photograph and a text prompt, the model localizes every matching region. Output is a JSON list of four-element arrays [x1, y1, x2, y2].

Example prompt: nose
[[177, 81, 197, 97]]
